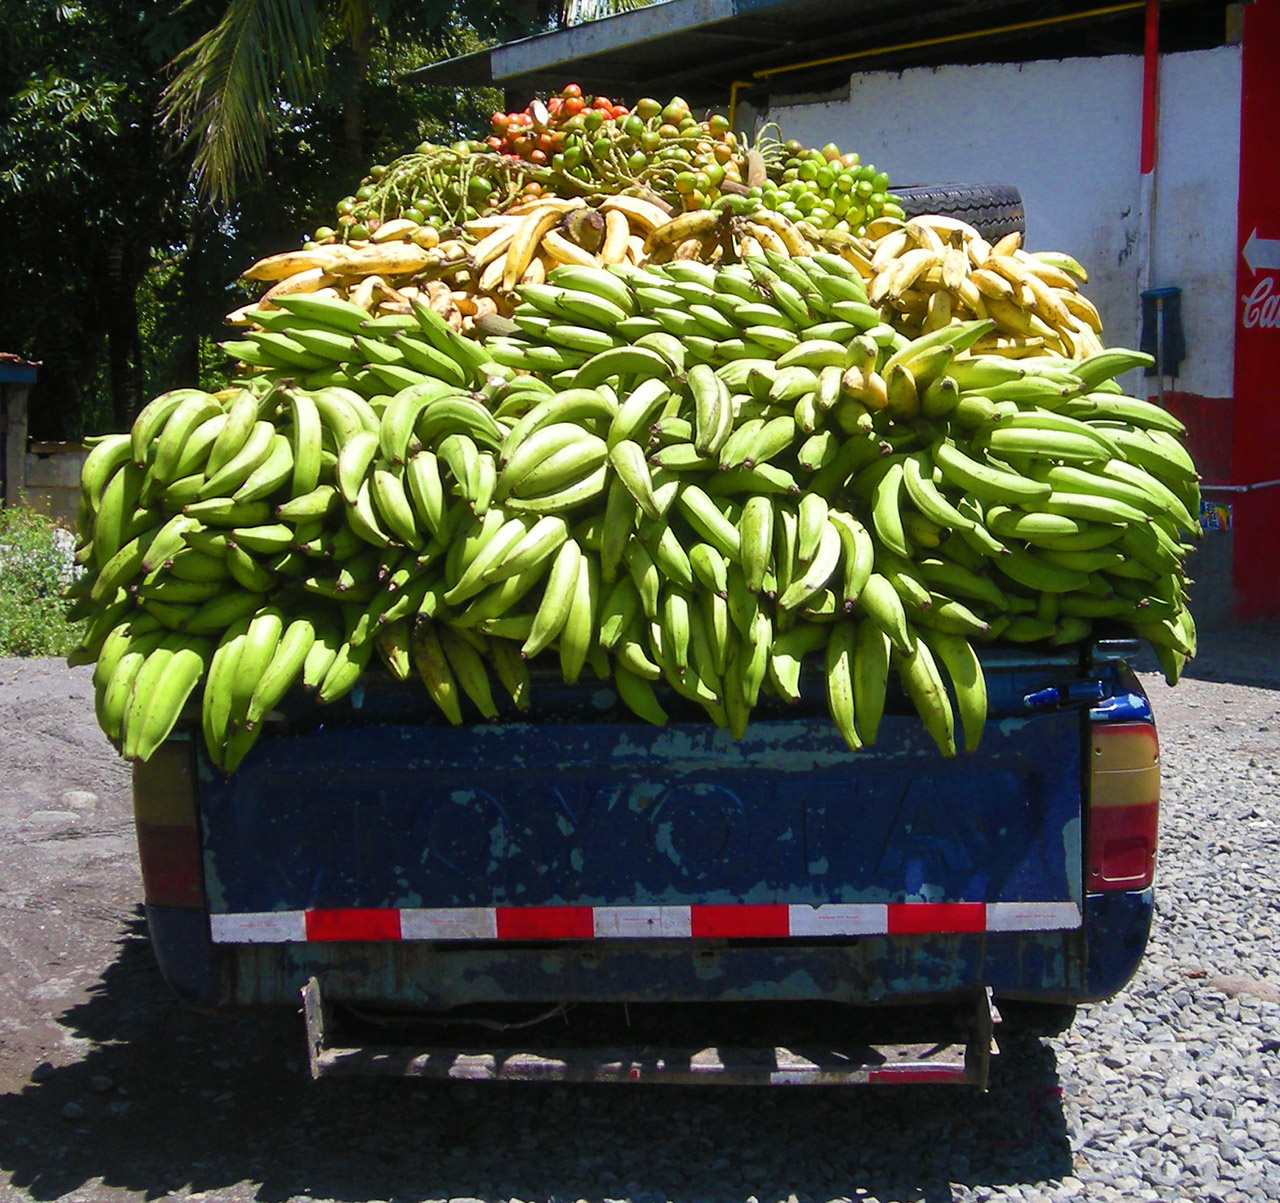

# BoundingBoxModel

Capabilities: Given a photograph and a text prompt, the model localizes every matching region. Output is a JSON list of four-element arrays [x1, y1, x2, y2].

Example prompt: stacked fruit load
[[331, 91, 895, 240], [70, 208, 1198, 773], [267, 96, 903, 336]]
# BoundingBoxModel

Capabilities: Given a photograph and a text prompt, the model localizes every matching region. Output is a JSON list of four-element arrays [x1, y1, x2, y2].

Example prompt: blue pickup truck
[[131, 635, 1159, 1087]]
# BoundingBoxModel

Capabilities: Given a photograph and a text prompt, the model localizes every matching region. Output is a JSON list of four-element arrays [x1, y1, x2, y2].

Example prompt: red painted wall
[[1232, 0, 1280, 619]]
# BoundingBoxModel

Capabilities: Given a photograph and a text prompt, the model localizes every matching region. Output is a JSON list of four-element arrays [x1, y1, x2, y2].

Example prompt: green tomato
[[795, 191, 816, 214], [355, 185, 375, 201], [798, 160, 818, 182], [872, 170, 891, 193], [815, 166, 835, 191], [635, 97, 662, 120], [348, 224, 369, 241], [628, 150, 648, 173]]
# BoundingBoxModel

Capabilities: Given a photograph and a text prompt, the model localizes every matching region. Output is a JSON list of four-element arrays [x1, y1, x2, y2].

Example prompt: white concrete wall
[[768, 47, 1241, 398], [1153, 49, 1241, 397]]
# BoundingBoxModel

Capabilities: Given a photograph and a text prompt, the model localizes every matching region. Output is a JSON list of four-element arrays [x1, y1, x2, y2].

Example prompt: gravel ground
[[0, 623, 1277, 1203]]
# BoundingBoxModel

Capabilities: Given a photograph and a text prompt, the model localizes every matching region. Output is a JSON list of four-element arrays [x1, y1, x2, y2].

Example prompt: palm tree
[[161, 0, 338, 209]]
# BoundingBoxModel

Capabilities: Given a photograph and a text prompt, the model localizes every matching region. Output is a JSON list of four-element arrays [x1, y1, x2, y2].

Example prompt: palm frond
[[160, 0, 327, 208]]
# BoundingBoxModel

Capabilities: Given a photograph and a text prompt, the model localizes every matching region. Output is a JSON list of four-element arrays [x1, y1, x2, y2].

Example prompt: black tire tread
[[890, 182, 1025, 242]]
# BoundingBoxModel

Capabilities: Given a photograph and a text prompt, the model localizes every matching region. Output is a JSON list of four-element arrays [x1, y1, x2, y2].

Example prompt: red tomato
[[611, 105, 629, 120], [562, 96, 584, 118], [530, 148, 548, 165], [594, 96, 613, 110], [486, 136, 504, 151], [563, 83, 583, 99]]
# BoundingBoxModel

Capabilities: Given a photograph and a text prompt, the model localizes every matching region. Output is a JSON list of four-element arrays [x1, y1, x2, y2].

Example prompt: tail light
[[1087, 720, 1159, 891], [132, 739, 204, 908]]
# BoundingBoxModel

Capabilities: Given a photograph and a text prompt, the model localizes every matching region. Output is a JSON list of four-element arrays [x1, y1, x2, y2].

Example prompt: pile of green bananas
[[69, 254, 1198, 773]]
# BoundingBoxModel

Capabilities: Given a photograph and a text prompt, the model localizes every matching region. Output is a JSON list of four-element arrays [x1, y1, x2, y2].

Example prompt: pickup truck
[[130, 633, 1159, 1088]]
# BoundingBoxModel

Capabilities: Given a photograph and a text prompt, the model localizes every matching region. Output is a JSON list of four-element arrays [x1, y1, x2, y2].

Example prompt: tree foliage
[[0, 0, 510, 440]]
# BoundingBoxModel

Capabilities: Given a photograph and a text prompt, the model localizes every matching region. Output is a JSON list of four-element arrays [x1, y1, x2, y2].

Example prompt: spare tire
[[890, 183, 1025, 242]]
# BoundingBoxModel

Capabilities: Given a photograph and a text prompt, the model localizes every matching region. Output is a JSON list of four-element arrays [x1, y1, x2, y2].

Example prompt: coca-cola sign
[[1241, 275, 1280, 329]]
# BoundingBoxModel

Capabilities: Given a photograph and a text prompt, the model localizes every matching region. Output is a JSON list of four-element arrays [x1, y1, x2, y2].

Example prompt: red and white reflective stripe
[[865, 1065, 972, 1085], [209, 900, 1080, 944]]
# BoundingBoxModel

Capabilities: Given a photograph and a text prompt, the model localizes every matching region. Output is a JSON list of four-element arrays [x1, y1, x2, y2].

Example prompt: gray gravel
[[0, 622, 1278, 1203]]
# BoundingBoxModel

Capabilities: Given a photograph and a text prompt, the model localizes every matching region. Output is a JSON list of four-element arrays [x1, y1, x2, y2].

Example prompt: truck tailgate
[[202, 706, 1083, 944]]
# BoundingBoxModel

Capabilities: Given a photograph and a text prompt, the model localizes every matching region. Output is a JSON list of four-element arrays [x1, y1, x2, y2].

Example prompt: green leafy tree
[[0, 0, 221, 434], [0, 0, 511, 440]]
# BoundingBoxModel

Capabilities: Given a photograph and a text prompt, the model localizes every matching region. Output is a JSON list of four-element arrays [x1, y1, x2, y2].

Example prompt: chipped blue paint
[[200, 705, 1084, 917]]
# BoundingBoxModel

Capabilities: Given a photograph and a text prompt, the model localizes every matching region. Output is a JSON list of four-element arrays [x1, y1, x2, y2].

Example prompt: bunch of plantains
[[69, 215, 1199, 773]]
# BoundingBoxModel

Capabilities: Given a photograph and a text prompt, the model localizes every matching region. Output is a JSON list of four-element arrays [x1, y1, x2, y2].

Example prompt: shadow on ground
[[0, 911, 1074, 1203], [1131, 618, 1280, 691]]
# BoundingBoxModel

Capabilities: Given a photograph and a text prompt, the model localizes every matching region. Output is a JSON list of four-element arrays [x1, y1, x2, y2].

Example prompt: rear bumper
[[145, 886, 1151, 1012]]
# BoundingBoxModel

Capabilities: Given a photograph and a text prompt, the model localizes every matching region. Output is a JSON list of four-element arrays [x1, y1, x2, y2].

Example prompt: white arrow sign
[[1243, 228, 1280, 274]]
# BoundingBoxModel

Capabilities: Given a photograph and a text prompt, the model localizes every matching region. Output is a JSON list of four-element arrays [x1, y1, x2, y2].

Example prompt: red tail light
[[1087, 721, 1159, 891], [132, 740, 204, 908]]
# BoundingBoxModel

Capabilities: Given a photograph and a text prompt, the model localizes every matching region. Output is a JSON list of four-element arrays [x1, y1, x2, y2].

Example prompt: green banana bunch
[[72, 244, 1200, 771]]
